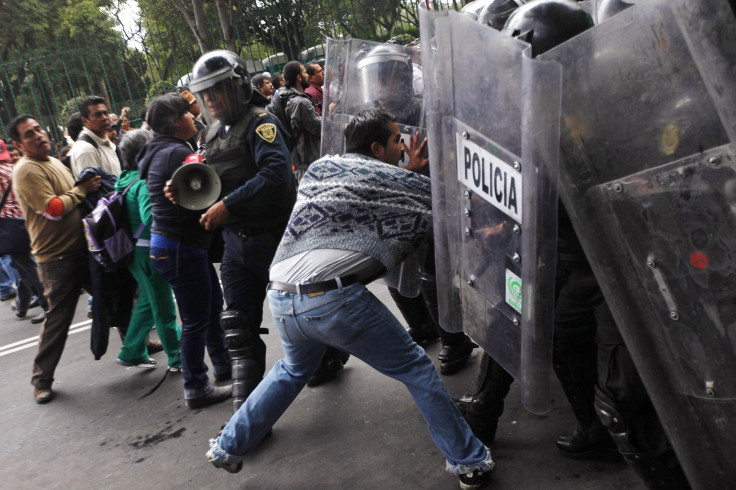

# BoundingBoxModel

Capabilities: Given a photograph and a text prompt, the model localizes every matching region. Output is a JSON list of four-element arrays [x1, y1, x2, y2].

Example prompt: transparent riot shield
[[322, 38, 426, 168], [542, 0, 736, 486], [420, 9, 561, 413], [321, 37, 428, 297]]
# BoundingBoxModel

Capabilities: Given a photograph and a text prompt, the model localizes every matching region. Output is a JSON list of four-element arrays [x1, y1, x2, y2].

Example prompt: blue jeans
[[9, 252, 49, 314], [150, 243, 230, 399], [210, 283, 493, 474], [0, 254, 18, 295]]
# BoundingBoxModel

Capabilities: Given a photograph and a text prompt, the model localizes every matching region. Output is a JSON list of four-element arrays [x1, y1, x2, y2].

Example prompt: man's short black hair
[[305, 62, 320, 77], [251, 73, 269, 90], [146, 93, 190, 136], [282, 61, 304, 88], [8, 114, 36, 143], [344, 109, 397, 157], [78, 95, 107, 118], [272, 73, 285, 89], [66, 112, 84, 141]]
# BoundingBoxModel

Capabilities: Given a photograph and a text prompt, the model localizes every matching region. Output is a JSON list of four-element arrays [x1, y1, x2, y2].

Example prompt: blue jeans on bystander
[[150, 240, 230, 399]]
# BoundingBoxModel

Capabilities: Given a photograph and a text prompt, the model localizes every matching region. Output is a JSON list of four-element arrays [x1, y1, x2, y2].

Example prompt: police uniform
[[206, 106, 296, 403]]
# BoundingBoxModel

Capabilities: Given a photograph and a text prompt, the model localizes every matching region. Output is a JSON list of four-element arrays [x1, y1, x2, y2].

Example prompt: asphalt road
[[0, 282, 643, 489]]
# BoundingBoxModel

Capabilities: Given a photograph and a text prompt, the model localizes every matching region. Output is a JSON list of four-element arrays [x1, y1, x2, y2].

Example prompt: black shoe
[[438, 336, 477, 375], [555, 425, 621, 460], [307, 350, 350, 387], [11, 304, 27, 319], [458, 466, 494, 489], [28, 298, 40, 309], [30, 310, 47, 324], [408, 323, 440, 344], [187, 385, 233, 410], [146, 339, 163, 354], [455, 393, 501, 446], [0, 290, 17, 301]]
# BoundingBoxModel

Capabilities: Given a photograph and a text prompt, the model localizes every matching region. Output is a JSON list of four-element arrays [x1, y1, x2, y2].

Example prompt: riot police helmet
[[478, 0, 526, 30], [356, 44, 415, 115], [502, 0, 593, 57], [460, 0, 497, 21], [189, 50, 253, 124], [596, 0, 635, 24]]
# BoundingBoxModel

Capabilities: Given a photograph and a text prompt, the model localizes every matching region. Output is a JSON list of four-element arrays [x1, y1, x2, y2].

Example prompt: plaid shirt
[[0, 162, 23, 219]]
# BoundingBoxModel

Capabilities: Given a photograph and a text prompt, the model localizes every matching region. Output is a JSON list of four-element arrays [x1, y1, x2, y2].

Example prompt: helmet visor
[[358, 61, 414, 114], [194, 78, 250, 125]]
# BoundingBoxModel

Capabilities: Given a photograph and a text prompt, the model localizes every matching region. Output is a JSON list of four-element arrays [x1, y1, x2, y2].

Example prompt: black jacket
[[138, 135, 211, 248]]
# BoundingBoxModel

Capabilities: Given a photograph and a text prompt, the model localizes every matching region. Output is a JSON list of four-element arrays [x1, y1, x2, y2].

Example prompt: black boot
[[555, 420, 620, 459], [388, 287, 440, 344], [455, 354, 514, 445], [438, 331, 477, 375], [456, 391, 503, 446], [307, 347, 350, 387], [221, 310, 268, 413]]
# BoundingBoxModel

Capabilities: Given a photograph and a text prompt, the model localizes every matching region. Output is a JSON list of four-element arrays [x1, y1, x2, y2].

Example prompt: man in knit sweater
[[206, 110, 495, 488], [9, 115, 101, 404]]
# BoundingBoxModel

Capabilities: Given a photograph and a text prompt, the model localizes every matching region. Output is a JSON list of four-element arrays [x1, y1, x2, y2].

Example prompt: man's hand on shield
[[402, 131, 429, 173]]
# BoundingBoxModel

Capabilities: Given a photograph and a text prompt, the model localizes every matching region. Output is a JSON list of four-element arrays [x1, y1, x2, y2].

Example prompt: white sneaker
[[116, 357, 157, 369]]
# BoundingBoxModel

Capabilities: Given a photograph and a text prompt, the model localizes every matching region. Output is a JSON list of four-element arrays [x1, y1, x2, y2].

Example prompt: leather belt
[[267, 274, 360, 295]]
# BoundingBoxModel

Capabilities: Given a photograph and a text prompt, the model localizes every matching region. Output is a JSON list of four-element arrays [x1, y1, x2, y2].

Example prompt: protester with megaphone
[[139, 93, 233, 410]]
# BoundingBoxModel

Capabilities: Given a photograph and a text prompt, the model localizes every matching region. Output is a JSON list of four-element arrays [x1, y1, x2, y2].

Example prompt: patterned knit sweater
[[273, 153, 433, 269]]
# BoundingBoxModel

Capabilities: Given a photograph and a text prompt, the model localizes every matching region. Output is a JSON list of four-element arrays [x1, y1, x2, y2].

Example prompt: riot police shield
[[542, 0, 736, 486], [321, 37, 428, 297], [322, 38, 426, 169], [420, 8, 561, 413]]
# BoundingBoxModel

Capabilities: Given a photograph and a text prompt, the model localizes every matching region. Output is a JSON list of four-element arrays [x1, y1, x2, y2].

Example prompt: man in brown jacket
[[9, 115, 101, 404]]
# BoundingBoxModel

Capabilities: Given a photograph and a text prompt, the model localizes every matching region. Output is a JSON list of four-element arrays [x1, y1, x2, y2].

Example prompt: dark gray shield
[[542, 0, 736, 486]]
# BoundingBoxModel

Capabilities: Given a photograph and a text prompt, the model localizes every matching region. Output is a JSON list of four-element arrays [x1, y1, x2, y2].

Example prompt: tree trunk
[[215, 0, 238, 53], [172, 0, 213, 54]]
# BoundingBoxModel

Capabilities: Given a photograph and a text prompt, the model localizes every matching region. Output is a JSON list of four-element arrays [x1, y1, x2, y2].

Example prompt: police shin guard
[[221, 310, 268, 413], [595, 388, 690, 489], [455, 353, 514, 446], [388, 286, 439, 344], [553, 348, 619, 459]]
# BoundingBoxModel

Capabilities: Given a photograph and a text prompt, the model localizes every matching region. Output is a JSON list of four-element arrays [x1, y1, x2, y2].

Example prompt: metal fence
[[0, 0, 468, 148]]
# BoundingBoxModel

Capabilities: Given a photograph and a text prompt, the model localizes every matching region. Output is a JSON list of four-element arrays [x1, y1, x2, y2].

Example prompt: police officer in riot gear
[[455, 2, 689, 488], [356, 44, 423, 129], [188, 50, 296, 412], [477, 0, 527, 30], [357, 43, 478, 375]]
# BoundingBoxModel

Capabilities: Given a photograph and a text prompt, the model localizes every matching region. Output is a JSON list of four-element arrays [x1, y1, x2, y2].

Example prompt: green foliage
[[60, 96, 87, 121], [147, 80, 178, 102]]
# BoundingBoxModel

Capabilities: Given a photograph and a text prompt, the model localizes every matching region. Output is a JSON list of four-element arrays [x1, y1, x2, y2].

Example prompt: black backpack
[[83, 178, 144, 272], [267, 92, 297, 152]]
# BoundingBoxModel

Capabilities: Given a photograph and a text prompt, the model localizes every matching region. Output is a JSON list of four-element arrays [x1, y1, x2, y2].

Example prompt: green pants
[[118, 246, 181, 367]]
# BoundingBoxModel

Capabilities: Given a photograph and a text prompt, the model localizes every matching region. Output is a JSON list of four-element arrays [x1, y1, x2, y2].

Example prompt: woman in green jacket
[[115, 129, 181, 370]]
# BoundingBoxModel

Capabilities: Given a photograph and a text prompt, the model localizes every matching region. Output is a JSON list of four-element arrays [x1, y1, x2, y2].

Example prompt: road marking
[[0, 320, 92, 357]]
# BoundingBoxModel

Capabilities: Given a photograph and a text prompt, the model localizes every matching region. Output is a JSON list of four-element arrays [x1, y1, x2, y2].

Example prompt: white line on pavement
[[0, 320, 92, 357]]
